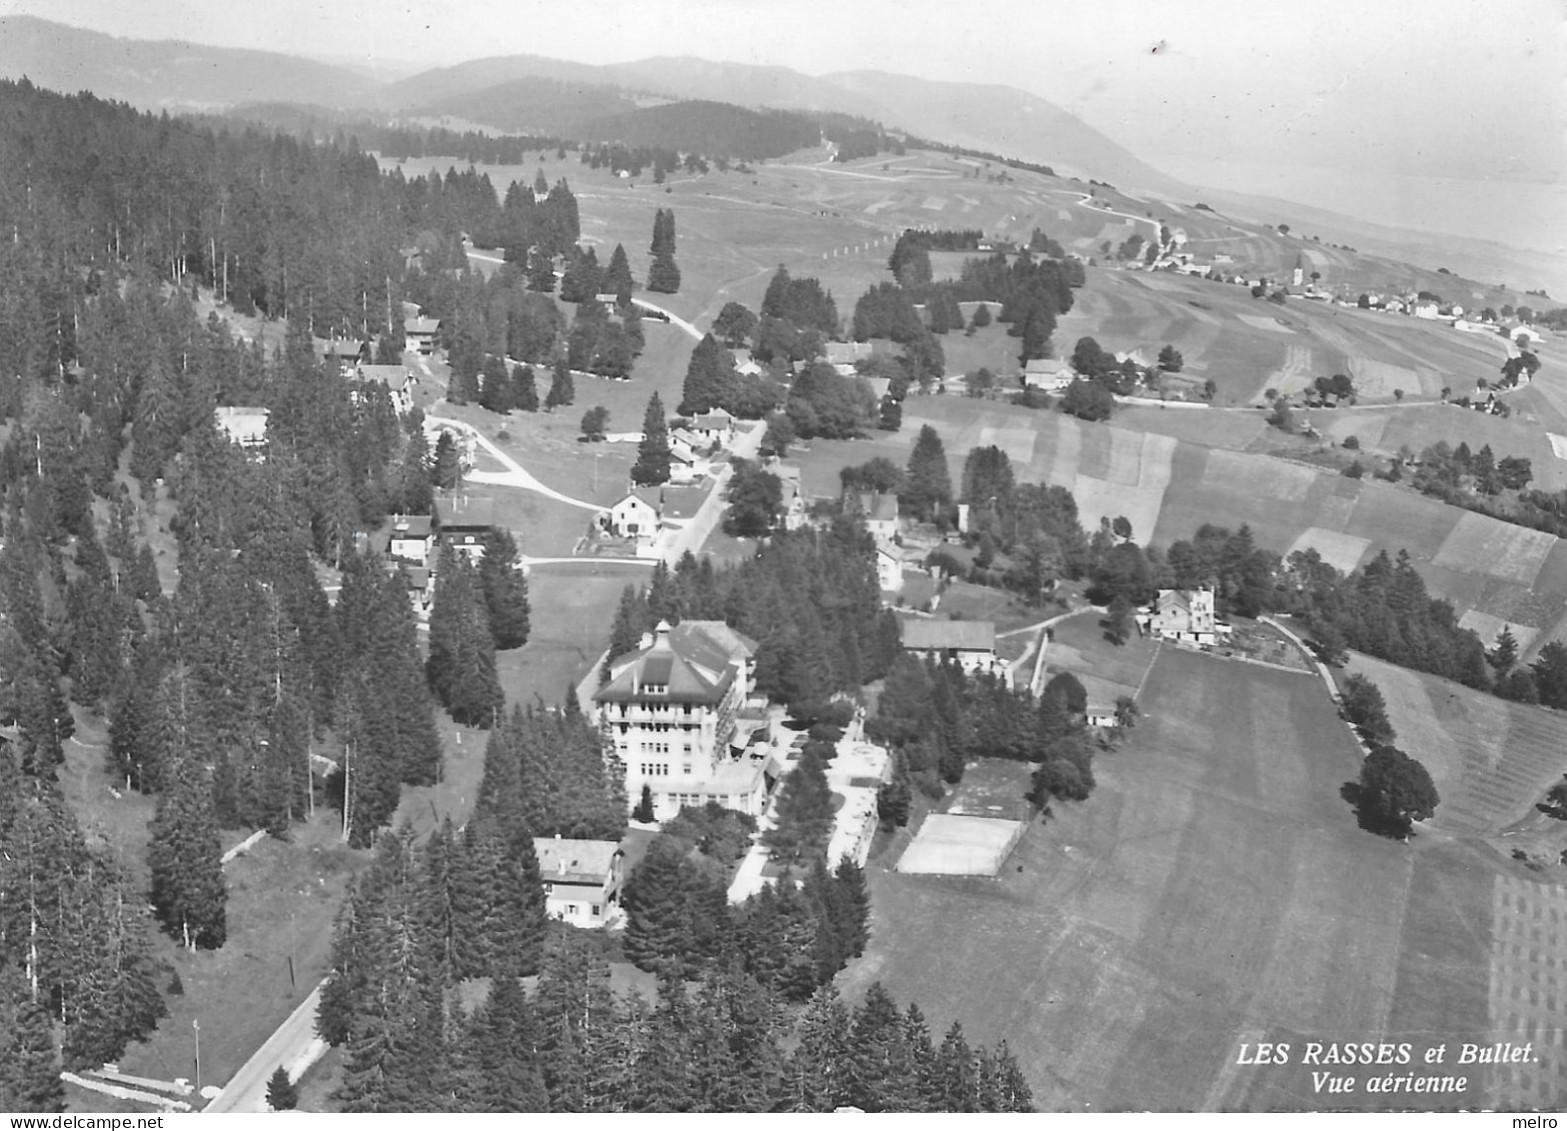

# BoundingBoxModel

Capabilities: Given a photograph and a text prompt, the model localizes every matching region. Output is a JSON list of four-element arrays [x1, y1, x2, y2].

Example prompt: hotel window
[[682, 763, 692, 775]]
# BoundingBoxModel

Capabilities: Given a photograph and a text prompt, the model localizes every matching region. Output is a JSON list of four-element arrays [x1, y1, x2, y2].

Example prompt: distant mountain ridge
[[0, 15, 376, 109], [1, 15, 1555, 292]]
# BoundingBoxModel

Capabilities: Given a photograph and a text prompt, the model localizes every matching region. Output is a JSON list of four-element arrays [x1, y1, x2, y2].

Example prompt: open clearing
[[843, 649, 1563, 1110]]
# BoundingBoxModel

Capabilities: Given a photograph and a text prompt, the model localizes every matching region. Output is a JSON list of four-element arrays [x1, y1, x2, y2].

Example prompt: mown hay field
[[846, 649, 1555, 1110]]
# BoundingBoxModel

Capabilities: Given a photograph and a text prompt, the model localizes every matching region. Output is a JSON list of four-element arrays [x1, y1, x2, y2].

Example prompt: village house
[[595, 620, 769, 821], [899, 618, 1003, 676], [384, 513, 434, 569], [534, 837, 625, 928], [214, 406, 270, 451], [731, 349, 763, 377], [315, 339, 366, 377], [688, 408, 736, 449], [435, 494, 498, 561], [356, 364, 416, 415], [1142, 587, 1225, 646], [404, 315, 441, 355], [666, 437, 706, 485], [607, 489, 661, 542], [824, 340, 875, 376], [1022, 357, 1074, 391], [876, 545, 904, 593], [774, 464, 809, 531], [858, 493, 900, 542], [388, 561, 433, 613]]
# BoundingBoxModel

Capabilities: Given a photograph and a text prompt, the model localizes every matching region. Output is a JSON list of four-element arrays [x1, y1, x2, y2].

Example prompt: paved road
[[203, 983, 327, 1113], [425, 412, 602, 512]]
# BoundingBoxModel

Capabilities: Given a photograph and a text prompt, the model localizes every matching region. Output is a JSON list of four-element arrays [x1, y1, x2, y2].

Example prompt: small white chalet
[[386, 513, 434, 569], [534, 837, 625, 928], [608, 490, 661, 541]]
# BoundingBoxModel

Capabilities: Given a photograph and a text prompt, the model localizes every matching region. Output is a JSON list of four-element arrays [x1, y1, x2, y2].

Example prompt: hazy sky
[[6, 0, 1564, 185]]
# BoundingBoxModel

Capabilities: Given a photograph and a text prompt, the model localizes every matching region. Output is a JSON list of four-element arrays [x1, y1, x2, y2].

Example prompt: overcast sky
[[6, 0, 1564, 185]]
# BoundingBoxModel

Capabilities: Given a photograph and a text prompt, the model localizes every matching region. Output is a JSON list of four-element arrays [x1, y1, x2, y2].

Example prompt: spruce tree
[[266, 1066, 300, 1111], [478, 527, 531, 650], [901, 423, 952, 522], [630, 393, 672, 486], [426, 546, 505, 727], [512, 364, 540, 412], [0, 972, 64, 1112], [603, 584, 649, 682], [647, 252, 681, 295], [605, 243, 635, 304], [621, 836, 698, 975], [147, 757, 228, 949], [546, 357, 575, 409], [762, 747, 834, 867], [431, 432, 463, 490]]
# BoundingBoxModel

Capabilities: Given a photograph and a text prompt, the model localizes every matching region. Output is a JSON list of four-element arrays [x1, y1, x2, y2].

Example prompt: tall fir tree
[[0, 971, 65, 1112], [146, 755, 228, 949], [478, 527, 532, 650], [630, 393, 672, 487], [546, 357, 575, 409], [426, 545, 505, 727]]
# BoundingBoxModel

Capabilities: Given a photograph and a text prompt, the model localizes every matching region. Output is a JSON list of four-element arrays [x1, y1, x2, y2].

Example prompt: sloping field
[[1456, 610, 1538, 654], [1433, 512, 1557, 586], [1202, 448, 1315, 502], [1236, 312, 1295, 335], [1350, 357, 1424, 400], [1344, 652, 1567, 836], [1287, 526, 1373, 574], [846, 651, 1549, 1110]]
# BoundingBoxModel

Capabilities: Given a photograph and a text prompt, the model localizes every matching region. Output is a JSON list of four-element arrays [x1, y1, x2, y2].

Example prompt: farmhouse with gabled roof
[[900, 617, 1002, 676]]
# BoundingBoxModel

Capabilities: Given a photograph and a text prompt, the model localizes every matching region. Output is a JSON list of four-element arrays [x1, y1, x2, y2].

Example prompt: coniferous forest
[[0, 76, 1030, 1113]]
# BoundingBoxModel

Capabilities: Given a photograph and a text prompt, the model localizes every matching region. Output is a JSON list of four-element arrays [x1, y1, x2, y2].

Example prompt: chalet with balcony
[[405, 315, 441, 356]]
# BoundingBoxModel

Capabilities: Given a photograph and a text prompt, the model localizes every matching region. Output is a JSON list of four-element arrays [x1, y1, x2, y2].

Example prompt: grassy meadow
[[842, 649, 1565, 1111]]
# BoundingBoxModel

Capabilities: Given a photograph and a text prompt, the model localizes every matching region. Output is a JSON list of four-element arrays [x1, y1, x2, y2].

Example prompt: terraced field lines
[[1487, 875, 1567, 1109], [1258, 343, 1313, 400], [1433, 512, 1557, 586], [1349, 653, 1567, 835]]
